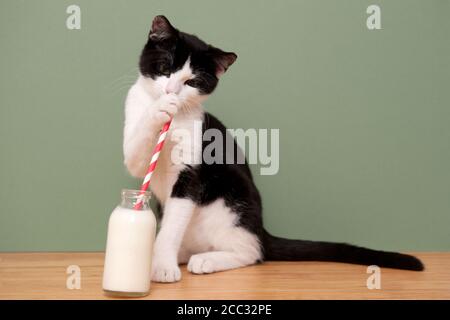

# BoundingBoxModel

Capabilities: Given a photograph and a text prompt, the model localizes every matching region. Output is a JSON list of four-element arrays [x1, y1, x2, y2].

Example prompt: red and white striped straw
[[134, 120, 172, 210]]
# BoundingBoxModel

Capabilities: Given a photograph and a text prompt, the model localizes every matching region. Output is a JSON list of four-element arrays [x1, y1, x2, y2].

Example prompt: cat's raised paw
[[159, 93, 180, 115], [187, 254, 215, 274], [150, 93, 181, 125]]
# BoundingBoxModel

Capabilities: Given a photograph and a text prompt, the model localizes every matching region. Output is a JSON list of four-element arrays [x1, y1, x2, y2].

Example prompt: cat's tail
[[262, 229, 424, 271]]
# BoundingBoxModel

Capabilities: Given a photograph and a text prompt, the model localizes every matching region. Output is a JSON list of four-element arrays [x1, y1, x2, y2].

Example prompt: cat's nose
[[165, 81, 181, 94]]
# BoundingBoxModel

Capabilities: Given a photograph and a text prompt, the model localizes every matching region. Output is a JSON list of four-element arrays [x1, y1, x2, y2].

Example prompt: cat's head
[[139, 15, 237, 107]]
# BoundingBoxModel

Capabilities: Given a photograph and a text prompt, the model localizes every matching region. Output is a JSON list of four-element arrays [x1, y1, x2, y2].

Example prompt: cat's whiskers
[[109, 78, 137, 90], [109, 82, 137, 96], [180, 98, 198, 115], [108, 66, 138, 83], [106, 67, 139, 95]]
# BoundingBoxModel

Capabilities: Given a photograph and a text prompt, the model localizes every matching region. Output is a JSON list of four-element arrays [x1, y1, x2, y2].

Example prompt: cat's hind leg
[[187, 250, 258, 274], [185, 202, 263, 274]]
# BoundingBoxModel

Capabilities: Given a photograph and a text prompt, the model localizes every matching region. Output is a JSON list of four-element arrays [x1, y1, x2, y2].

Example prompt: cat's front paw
[[151, 93, 181, 126], [159, 93, 181, 116], [151, 257, 181, 283]]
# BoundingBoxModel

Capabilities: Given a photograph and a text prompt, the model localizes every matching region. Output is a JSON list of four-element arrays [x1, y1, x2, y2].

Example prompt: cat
[[123, 15, 424, 283]]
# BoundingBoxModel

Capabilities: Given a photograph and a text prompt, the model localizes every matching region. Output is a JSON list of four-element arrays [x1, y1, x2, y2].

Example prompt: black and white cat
[[123, 16, 424, 283]]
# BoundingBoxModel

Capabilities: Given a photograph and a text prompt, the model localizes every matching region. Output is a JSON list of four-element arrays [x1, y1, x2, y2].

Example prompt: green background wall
[[1, 0, 449, 251]]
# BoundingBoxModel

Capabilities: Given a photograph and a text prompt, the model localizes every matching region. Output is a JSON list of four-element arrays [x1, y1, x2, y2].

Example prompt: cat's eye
[[184, 79, 196, 87], [158, 64, 170, 76]]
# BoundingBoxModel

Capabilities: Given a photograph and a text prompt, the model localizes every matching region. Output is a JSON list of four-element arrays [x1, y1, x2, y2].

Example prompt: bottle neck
[[120, 189, 151, 210]]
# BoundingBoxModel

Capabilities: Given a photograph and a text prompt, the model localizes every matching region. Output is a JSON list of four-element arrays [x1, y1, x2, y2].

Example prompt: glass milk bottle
[[103, 189, 156, 297]]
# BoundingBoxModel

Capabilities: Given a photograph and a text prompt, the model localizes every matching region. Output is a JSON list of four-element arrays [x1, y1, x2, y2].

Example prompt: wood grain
[[0, 252, 449, 299]]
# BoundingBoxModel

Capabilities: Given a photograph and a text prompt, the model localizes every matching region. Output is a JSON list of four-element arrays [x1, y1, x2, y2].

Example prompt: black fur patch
[[171, 113, 264, 240]]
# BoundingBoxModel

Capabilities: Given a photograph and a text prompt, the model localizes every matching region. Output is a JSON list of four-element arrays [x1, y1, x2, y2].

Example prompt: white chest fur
[[150, 111, 204, 204]]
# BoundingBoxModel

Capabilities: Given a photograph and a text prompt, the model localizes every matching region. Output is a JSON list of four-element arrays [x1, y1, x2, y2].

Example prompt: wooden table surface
[[0, 252, 449, 299]]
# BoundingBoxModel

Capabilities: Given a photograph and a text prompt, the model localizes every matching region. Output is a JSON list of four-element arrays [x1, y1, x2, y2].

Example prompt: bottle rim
[[121, 189, 152, 200]]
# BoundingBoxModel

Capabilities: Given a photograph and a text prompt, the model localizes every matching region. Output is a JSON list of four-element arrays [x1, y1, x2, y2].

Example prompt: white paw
[[158, 93, 180, 117], [150, 94, 181, 126], [187, 254, 215, 274], [151, 258, 181, 283]]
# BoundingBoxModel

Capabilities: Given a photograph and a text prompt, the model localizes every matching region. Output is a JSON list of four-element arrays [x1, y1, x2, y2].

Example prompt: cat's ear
[[211, 49, 237, 77], [149, 15, 176, 41]]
